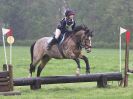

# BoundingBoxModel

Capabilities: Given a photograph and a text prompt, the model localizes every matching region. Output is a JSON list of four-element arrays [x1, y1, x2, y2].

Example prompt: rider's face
[[69, 15, 74, 19]]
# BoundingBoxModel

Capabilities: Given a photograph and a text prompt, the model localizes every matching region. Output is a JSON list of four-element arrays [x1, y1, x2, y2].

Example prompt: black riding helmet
[[65, 9, 75, 17]]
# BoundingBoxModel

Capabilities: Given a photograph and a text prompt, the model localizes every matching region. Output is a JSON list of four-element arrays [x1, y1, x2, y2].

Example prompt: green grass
[[0, 46, 133, 99]]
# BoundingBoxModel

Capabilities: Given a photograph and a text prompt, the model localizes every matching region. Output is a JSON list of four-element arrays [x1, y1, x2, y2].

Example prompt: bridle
[[80, 34, 92, 52]]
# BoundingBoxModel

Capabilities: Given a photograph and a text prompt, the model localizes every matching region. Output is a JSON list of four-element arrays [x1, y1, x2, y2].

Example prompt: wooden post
[[3, 64, 13, 91], [97, 75, 107, 88], [0, 64, 21, 95], [124, 39, 129, 87], [30, 78, 41, 90], [8, 65, 13, 91]]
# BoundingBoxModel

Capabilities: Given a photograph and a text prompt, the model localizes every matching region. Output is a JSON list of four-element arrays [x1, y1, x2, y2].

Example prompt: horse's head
[[81, 29, 93, 53], [72, 25, 93, 53], [75, 25, 93, 53]]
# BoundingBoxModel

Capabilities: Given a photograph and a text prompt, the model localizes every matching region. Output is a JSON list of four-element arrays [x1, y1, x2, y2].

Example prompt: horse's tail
[[29, 42, 36, 77], [30, 42, 36, 63]]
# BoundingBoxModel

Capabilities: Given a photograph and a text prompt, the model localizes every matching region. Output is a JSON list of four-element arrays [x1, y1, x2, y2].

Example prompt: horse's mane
[[73, 25, 88, 33], [65, 25, 88, 39]]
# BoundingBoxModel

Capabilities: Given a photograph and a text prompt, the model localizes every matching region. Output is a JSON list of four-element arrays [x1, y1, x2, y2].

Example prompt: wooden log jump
[[13, 72, 122, 90], [0, 65, 13, 92], [0, 64, 21, 95]]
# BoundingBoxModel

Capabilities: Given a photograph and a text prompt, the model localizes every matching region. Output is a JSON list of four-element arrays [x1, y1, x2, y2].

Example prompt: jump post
[[13, 72, 122, 90], [0, 64, 20, 95], [120, 31, 133, 87]]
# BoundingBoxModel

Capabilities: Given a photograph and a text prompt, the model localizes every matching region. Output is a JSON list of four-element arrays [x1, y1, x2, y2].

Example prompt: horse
[[29, 25, 93, 77]]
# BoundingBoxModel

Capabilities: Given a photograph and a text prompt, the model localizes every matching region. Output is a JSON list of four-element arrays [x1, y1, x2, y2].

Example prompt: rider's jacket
[[57, 17, 76, 34]]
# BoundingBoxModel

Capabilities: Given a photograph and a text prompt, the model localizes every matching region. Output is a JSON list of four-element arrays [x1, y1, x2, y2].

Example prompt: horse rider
[[47, 9, 76, 50]]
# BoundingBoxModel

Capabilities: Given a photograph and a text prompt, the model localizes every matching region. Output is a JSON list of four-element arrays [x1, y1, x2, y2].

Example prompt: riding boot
[[47, 37, 57, 50]]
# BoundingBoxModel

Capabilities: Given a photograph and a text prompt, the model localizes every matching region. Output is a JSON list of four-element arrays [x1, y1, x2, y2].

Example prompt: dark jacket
[[57, 17, 76, 34]]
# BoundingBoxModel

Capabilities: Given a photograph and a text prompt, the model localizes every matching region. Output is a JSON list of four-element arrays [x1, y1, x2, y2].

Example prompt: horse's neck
[[62, 31, 83, 49], [71, 31, 84, 43]]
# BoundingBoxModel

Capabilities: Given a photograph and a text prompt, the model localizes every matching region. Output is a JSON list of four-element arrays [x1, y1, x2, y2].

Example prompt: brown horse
[[29, 25, 93, 77]]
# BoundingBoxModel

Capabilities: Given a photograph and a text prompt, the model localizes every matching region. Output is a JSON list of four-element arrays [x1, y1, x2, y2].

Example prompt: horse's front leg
[[73, 58, 81, 76], [79, 55, 90, 74]]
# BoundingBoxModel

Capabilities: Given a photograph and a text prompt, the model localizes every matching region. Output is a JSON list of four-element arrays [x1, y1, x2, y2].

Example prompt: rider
[[47, 9, 76, 50]]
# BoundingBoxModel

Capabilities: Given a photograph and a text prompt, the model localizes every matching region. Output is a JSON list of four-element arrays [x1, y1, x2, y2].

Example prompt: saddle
[[57, 33, 67, 58], [58, 33, 66, 45]]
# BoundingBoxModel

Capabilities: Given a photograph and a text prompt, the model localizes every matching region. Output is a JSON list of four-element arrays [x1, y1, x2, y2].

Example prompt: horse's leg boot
[[47, 38, 57, 50]]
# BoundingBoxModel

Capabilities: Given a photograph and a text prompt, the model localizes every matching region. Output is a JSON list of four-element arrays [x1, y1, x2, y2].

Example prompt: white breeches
[[54, 29, 61, 39]]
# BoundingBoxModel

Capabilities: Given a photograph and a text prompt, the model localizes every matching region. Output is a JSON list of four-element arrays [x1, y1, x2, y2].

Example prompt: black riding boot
[[47, 37, 57, 50]]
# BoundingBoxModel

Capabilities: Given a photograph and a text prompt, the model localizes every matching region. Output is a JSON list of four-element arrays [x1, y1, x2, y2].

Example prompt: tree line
[[0, 0, 133, 47]]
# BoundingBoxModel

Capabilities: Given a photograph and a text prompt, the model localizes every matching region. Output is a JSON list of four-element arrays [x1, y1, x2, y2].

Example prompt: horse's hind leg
[[37, 55, 50, 77], [29, 58, 41, 77], [29, 63, 35, 77], [74, 58, 81, 76]]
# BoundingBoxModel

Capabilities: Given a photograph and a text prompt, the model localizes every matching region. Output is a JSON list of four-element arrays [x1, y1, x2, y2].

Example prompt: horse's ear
[[90, 30, 93, 37], [85, 29, 90, 35], [86, 30, 93, 37]]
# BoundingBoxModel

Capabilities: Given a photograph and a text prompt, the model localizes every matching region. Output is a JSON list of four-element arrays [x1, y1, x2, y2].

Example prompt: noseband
[[80, 36, 92, 50]]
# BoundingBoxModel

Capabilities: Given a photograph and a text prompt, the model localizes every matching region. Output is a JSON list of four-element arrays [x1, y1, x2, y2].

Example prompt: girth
[[57, 44, 66, 58]]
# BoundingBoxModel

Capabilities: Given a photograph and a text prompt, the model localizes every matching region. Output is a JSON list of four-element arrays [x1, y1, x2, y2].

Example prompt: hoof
[[76, 74, 80, 76], [86, 70, 90, 74]]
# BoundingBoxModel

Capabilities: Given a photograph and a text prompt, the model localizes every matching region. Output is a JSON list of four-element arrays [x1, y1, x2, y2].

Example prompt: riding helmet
[[65, 9, 75, 17]]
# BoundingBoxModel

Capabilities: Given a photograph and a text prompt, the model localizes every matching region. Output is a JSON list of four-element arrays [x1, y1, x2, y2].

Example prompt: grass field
[[0, 46, 133, 99]]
